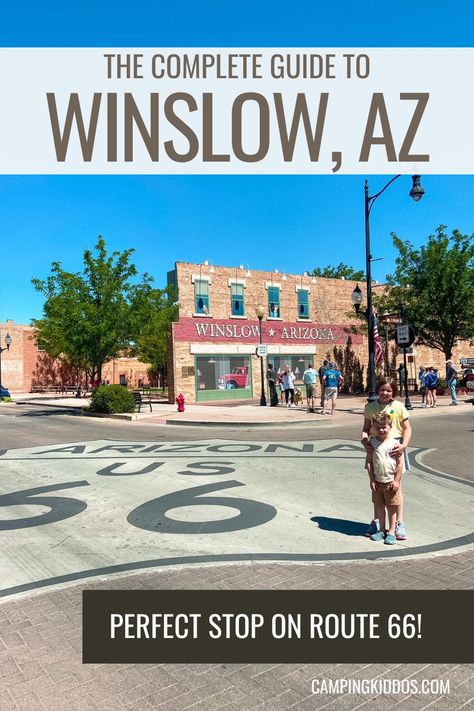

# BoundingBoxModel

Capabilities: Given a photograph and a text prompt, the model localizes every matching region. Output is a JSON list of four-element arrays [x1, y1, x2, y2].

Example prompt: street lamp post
[[380, 312, 391, 376], [255, 304, 267, 406], [401, 347, 413, 410], [0, 333, 12, 393], [354, 175, 425, 402]]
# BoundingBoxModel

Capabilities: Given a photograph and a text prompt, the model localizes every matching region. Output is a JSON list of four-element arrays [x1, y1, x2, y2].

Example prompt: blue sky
[[1, 3, 473, 325]]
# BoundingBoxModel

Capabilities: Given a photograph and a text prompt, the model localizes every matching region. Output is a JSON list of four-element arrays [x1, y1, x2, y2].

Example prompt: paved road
[[1, 403, 473, 479], [0, 406, 472, 710]]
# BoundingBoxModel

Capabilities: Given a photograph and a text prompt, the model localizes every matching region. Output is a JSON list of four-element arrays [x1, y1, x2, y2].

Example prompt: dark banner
[[83, 589, 474, 664]]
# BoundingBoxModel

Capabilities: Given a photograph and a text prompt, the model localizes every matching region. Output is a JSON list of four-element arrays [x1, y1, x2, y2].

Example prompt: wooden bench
[[30, 385, 63, 393], [132, 390, 152, 412]]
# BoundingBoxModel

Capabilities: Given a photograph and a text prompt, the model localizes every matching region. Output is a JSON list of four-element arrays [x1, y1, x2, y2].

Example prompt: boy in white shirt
[[366, 412, 404, 545]]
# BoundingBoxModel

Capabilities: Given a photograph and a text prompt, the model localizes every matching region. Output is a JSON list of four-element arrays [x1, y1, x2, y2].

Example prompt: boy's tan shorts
[[372, 482, 403, 506]]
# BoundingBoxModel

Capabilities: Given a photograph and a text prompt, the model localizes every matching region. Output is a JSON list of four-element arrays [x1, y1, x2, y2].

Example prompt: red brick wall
[[0, 321, 152, 392]]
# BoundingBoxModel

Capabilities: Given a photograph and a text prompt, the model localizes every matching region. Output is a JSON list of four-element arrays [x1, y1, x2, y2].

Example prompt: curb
[[165, 417, 322, 427], [83, 411, 138, 421], [15, 401, 84, 413]]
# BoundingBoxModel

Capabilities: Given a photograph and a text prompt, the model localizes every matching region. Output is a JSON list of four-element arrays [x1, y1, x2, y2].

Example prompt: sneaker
[[384, 533, 397, 545], [449, 402, 458, 406], [395, 521, 407, 540], [370, 530, 385, 542], [364, 519, 380, 538]]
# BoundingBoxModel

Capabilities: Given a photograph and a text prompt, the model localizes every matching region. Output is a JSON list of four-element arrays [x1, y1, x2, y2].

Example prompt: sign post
[[395, 325, 415, 410]]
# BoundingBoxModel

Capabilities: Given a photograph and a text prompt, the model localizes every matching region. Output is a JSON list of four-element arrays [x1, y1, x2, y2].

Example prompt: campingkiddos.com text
[[311, 678, 450, 696]]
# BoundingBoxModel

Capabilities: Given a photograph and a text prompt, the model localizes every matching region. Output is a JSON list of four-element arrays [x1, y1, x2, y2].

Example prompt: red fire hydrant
[[176, 393, 185, 412]]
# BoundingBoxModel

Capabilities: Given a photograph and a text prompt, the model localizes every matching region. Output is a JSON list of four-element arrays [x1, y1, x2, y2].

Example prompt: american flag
[[373, 315, 384, 365]]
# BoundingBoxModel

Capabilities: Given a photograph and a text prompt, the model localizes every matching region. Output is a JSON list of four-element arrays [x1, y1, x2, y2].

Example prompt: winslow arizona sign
[[174, 318, 363, 345]]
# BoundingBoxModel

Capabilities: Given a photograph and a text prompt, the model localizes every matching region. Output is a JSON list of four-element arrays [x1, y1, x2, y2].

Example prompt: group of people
[[266, 360, 344, 414], [418, 359, 460, 407]]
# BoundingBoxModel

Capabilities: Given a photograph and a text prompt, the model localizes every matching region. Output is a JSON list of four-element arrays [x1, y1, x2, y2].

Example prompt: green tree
[[376, 226, 474, 359], [310, 263, 365, 281], [32, 237, 166, 383], [131, 285, 178, 384]]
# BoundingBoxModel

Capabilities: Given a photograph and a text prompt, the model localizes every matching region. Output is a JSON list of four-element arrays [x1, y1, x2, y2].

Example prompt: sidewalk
[[10, 391, 473, 427], [0, 554, 473, 710]]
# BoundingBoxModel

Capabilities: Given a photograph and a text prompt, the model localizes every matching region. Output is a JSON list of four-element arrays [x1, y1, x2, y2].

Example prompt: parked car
[[217, 367, 250, 390], [0, 385, 11, 398], [463, 368, 474, 392]]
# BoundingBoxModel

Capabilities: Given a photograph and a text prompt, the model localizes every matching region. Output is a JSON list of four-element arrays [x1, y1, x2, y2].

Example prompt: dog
[[293, 388, 303, 406]]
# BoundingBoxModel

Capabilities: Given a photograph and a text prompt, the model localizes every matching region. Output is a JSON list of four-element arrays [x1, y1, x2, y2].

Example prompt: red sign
[[174, 318, 362, 345]]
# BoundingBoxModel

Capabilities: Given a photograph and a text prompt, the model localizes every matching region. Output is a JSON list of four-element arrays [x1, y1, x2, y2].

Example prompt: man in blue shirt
[[322, 362, 343, 415], [418, 366, 427, 407]]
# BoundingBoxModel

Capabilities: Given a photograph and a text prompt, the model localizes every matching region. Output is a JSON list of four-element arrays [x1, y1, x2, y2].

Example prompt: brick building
[[0, 320, 151, 393], [2, 263, 473, 398], [167, 262, 366, 404], [167, 261, 474, 404]]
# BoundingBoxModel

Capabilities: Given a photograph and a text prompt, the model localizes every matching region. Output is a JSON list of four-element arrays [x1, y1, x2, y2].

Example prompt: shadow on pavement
[[16, 409, 81, 417], [311, 516, 367, 537]]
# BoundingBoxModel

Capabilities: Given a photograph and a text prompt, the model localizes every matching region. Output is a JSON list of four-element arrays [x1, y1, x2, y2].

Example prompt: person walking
[[418, 366, 427, 407], [282, 366, 296, 407], [318, 359, 329, 408], [446, 359, 459, 406], [322, 362, 343, 415], [303, 362, 318, 413], [425, 366, 438, 407]]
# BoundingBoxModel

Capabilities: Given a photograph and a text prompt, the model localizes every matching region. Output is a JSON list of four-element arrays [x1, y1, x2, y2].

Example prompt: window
[[297, 289, 309, 319], [194, 279, 210, 314], [231, 282, 245, 316], [268, 286, 280, 318], [196, 355, 253, 401], [272, 355, 313, 385]]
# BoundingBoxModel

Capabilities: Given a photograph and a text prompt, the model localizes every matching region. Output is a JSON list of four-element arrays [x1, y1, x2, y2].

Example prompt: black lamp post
[[0, 333, 12, 393], [380, 312, 391, 376], [255, 304, 267, 406], [353, 175, 425, 402]]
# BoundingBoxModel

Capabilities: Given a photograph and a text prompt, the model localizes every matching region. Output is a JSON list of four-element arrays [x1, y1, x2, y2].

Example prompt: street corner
[[0, 438, 473, 599]]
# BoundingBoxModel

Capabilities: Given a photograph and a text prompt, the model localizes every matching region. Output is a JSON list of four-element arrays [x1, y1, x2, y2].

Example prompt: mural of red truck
[[217, 367, 250, 389]]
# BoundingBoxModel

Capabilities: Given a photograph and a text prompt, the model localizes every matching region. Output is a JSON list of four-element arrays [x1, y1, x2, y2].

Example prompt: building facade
[[167, 261, 474, 404], [2, 263, 473, 398], [167, 262, 368, 404], [0, 320, 150, 392]]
